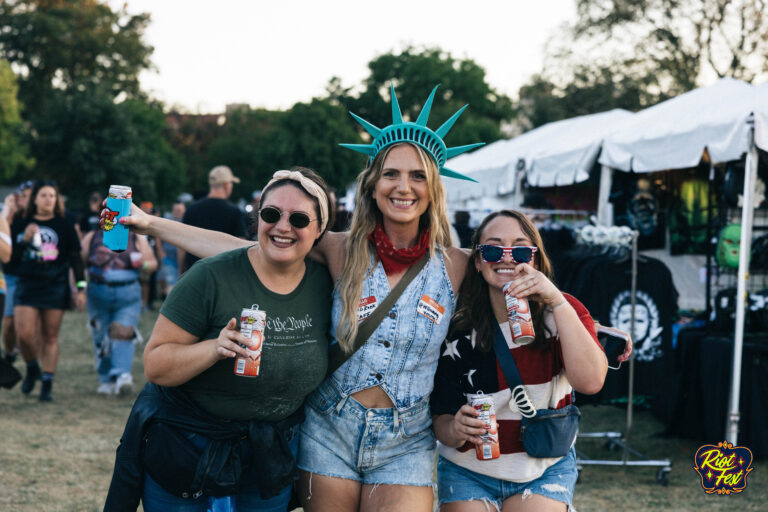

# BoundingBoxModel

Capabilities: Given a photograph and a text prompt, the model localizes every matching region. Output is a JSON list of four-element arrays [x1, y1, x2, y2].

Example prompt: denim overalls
[[298, 252, 455, 485]]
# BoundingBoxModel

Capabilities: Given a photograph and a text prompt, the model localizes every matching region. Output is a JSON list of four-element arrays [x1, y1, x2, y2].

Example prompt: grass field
[[0, 309, 764, 511]]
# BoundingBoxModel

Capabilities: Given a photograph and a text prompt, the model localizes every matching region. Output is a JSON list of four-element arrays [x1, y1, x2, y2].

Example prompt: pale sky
[[117, 0, 576, 113]]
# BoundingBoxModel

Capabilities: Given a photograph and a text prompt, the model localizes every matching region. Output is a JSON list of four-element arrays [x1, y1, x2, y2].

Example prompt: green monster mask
[[716, 224, 746, 269]]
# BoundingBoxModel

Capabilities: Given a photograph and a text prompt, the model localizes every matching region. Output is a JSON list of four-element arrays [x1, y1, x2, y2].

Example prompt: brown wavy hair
[[449, 210, 555, 351]]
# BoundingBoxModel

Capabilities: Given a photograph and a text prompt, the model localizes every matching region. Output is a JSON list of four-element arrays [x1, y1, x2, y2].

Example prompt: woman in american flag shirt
[[431, 210, 608, 512]]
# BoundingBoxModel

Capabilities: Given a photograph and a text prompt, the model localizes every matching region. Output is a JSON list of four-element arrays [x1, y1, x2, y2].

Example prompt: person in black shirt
[[452, 210, 473, 248], [180, 165, 246, 272], [78, 191, 103, 236], [11, 181, 85, 402]]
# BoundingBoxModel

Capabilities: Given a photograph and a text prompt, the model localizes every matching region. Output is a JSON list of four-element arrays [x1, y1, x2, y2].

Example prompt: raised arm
[[105, 202, 250, 259]]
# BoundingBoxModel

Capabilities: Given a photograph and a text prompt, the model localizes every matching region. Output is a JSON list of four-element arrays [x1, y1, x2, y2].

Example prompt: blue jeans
[[437, 448, 578, 508], [142, 426, 300, 512], [86, 282, 142, 382]]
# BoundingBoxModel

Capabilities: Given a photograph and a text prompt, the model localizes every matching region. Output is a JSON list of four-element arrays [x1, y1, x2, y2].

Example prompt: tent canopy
[[599, 78, 767, 172], [443, 109, 634, 208]]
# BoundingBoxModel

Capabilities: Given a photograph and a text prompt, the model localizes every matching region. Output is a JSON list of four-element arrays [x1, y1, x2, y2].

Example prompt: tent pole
[[726, 121, 757, 444], [513, 167, 525, 209], [597, 165, 614, 226]]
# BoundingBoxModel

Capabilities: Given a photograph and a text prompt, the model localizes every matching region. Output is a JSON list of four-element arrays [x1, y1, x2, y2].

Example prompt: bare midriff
[[352, 385, 395, 408]]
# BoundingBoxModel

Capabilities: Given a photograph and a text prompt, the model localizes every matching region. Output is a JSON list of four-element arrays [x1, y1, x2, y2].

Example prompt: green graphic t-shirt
[[160, 247, 333, 421]]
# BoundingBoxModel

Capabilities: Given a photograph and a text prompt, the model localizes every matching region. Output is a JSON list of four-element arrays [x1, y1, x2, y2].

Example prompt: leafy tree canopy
[[515, 0, 768, 129], [0, 0, 152, 115], [31, 84, 185, 205], [328, 46, 513, 150], [0, 58, 33, 180]]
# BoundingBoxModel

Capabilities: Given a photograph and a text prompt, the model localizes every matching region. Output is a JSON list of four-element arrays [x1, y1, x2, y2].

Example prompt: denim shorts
[[298, 380, 436, 486], [437, 448, 578, 508], [158, 258, 179, 286]]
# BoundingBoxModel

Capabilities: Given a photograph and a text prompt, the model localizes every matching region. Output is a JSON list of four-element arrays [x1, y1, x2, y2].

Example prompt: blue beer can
[[103, 184, 132, 252]]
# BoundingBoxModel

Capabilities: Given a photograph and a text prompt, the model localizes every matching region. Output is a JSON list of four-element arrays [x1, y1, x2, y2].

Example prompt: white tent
[[597, 77, 768, 445], [599, 78, 762, 171], [443, 109, 634, 210]]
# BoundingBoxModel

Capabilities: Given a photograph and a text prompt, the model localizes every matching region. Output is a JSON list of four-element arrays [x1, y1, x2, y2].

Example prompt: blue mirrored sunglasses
[[477, 245, 537, 264]]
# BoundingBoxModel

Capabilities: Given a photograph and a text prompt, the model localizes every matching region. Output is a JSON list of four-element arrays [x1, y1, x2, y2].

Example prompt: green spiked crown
[[340, 84, 484, 182]]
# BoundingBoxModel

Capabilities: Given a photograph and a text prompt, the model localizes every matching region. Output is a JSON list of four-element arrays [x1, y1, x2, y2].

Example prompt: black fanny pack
[[493, 323, 580, 459]]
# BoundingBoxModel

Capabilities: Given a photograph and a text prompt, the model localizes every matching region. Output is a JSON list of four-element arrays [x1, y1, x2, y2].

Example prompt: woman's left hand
[[504, 263, 564, 307], [74, 290, 86, 312]]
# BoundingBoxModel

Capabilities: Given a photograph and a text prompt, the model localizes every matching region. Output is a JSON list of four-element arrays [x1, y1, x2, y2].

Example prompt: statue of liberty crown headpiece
[[340, 84, 484, 182]]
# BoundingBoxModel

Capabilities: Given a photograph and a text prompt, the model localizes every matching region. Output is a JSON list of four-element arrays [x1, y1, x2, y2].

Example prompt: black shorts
[[14, 276, 70, 310]]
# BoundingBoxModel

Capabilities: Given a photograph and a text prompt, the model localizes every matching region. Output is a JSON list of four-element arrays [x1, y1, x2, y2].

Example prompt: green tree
[[0, 0, 152, 115], [282, 98, 363, 191], [0, 58, 33, 180], [328, 47, 513, 150], [31, 85, 185, 205], [516, 0, 768, 128], [205, 108, 289, 198], [165, 112, 226, 196], [573, 0, 768, 86]]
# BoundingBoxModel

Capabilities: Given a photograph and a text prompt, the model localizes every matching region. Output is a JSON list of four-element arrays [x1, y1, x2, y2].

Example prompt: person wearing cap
[[106, 84, 483, 510], [104, 167, 335, 511], [180, 165, 247, 273]]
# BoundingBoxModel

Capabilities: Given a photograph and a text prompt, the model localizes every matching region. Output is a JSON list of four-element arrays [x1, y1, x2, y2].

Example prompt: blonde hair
[[336, 143, 453, 352]]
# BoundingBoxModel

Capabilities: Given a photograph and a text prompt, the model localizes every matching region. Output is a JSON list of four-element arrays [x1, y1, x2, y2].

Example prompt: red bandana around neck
[[368, 222, 430, 275]]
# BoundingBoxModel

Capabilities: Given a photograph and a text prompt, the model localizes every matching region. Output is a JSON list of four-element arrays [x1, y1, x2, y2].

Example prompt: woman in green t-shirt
[[104, 167, 335, 512]]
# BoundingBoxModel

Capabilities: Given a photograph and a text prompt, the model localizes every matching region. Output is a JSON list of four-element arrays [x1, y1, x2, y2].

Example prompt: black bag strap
[[492, 322, 524, 388], [326, 253, 430, 377]]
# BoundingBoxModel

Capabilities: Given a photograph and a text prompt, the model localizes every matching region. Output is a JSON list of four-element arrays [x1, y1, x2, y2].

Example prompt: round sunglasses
[[258, 206, 316, 229], [477, 244, 537, 264]]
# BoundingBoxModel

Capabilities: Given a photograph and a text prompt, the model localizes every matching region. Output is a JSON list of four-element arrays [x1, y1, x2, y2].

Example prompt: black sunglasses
[[259, 206, 316, 229], [477, 245, 537, 264]]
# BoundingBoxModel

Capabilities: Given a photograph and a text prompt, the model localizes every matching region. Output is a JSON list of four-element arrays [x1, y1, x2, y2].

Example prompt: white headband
[[263, 170, 329, 233]]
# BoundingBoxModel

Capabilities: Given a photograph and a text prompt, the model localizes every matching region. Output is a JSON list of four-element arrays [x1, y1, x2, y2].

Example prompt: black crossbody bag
[[492, 322, 580, 458]]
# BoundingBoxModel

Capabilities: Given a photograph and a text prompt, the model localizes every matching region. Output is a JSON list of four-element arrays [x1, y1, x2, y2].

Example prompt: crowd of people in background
[[0, 165, 285, 400], [0, 167, 480, 410]]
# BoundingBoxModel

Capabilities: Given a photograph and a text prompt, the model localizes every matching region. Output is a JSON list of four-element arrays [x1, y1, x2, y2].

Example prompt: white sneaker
[[97, 382, 116, 395], [115, 373, 134, 395]]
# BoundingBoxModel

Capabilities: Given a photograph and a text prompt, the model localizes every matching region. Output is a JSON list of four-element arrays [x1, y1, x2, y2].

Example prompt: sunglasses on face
[[477, 245, 538, 264], [258, 206, 316, 229]]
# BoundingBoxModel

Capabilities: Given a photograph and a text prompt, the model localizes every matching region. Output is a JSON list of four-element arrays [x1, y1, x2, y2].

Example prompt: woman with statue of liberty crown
[[112, 84, 483, 510]]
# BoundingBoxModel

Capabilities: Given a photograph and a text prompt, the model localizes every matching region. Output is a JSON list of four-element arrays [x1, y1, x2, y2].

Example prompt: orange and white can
[[502, 282, 535, 345], [234, 307, 266, 377], [468, 392, 500, 460]]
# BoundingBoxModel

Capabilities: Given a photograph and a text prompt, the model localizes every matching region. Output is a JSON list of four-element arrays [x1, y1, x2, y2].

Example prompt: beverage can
[[502, 282, 535, 345], [108, 185, 132, 200], [234, 306, 266, 377], [104, 185, 132, 252], [468, 392, 500, 460]]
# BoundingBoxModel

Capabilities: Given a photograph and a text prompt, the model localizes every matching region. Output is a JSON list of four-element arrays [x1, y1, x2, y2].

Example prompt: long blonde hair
[[336, 143, 453, 352]]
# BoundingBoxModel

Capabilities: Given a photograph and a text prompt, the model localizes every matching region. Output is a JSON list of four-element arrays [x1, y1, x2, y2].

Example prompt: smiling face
[[34, 186, 58, 217], [257, 184, 321, 266], [474, 215, 537, 292], [372, 144, 431, 233]]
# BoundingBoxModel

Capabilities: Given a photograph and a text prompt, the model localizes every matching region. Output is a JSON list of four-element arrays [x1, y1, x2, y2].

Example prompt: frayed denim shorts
[[298, 380, 436, 486], [437, 448, 578, 509]]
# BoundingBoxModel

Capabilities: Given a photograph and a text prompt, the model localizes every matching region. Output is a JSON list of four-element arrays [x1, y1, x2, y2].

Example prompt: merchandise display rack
[[574, 229, 673, 485]]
